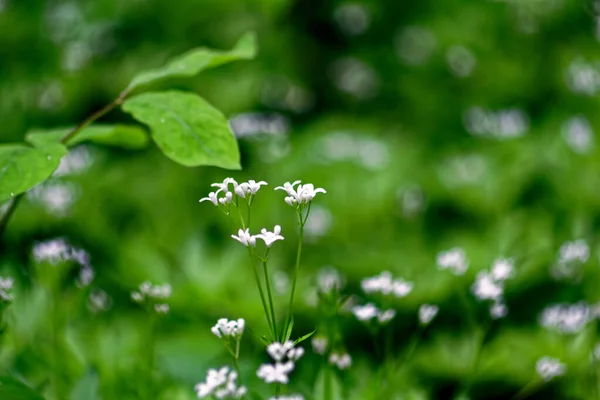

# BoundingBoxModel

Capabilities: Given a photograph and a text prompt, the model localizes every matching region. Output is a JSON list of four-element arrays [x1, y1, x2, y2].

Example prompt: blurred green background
[[2, 0, 600, 399]]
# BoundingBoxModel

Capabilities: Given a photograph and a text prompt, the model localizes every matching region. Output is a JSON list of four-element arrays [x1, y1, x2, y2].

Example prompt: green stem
[[146, 312, 158, 400], [50, 288, 62, 400], [249, 250, 274, 339], [262, 259, 278, 340], [511, 380, 542, 400], [284, 216, 304, 341]]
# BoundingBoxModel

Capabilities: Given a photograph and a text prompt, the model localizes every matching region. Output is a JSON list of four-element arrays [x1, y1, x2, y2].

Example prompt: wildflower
[[195, 366, 246, 399], [211, 318, 245, 339], [269, 395, 304, 400], [287, 347, 305, 361], [392, 278, 413, 298], [437, 247, 468, 275], [231, 228, 257, 247], [539, 302, 592, 334], [88, 289, 111, 313], [76, 265, 95, 287], [130, 281, 172, 313], [256, 225, 285, 247], [154, 304, 170, 314], [311, 336, 328, 354], [257, 361, 295, 384], [329, 352, 352, 370], [234, 180, 268, 198], [361, 271, 393, 294], [0, 277, 14, 302], [490, 301, 508, 319], [199, 191, 220, 206], [419, 304, 439, 325], [219, 192, 234, 206], [32, 238, 70, 265], [471, 271, 503, 301], [267, 341, 295, 361], [316, 267, 344, 293], [491, 258, 514, 281], [275, 181, 326, 206], [377, 309, 396, 324], [131, 292, 143, 302], [558, 240, 589, 264], [536, 357, 566, 382], [351, 303, 379, 321], [211, 178, 238, 193]]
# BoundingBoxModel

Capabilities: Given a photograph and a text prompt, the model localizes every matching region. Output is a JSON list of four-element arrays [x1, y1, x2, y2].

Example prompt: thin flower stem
[[248, 250, 274, 339], [236, 203, 246, 230], [262, 259, 278, 340], [283, 212, 305, 340]]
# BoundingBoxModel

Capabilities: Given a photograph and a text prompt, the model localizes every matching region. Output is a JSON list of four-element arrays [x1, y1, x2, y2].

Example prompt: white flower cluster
[[536, 357, 566, 382], [200, 178, 268, 206], [211, 318, 245, 339], [551, 240, 590, 280], [195, 366, 247, 399], [437, 247, 469, 276], [0, 277, 14, 303], [131, 281, 171, 314], [329, 352, 352, 370], [316, 267, 344, 293], [257, 341, 304, 384], [539, 302, 593, 334], [360, 271, 413, 298], [351, 303, 396, 324], [418, 304, 439, 325], [275, 181, 326, 207], [231, 225, 285, 248], [268, 395, 304, 400], [471, 258, 514, 319], [311, 336, 328, 355], [32, 238, 95, 287]]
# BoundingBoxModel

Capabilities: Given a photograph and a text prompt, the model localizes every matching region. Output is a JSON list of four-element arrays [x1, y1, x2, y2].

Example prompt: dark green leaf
[[314, 367, 343, 400], [293, 329, 316, 346], [70, 369, 99, 400], [26, 125, 149, 150], [0, 143, 67, 203], [0, 376, 44, 400], [122, 91, 240, 169], [126, 32, 257, 91]]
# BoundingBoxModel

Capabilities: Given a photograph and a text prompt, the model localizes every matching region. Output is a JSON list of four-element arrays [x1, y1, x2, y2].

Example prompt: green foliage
[[26, 125, 149, 150], [314, 367, 343, 400], [0, 376, 44, 400], [0, 143, 66, 202], [122, 91, 240, 169], [70, 370, 100, 400]]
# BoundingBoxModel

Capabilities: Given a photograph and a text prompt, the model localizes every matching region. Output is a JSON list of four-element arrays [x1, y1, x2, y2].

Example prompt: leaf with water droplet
[[122, 91, 240, 169], [0, 143, 66, 203], [26, 124, 149, 150], [126, 32, 257, 91]]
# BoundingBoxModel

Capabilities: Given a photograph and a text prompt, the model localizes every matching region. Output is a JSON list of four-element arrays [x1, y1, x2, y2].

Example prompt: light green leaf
[[126, 32, 257, 91], [122, 91, 240, 169], [314, 367, 343, 400], [26, 124, 149, 150], [283, 317, 294, 342], [0, 376, 44, 400], [70, 369, 99, 400], [293, 329, 316, 346], [0, 143, 67, 202]]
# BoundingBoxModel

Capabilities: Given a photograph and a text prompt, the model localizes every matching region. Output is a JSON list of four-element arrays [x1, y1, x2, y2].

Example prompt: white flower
[[540, 302, 592, 334], [491, 258, 514, 281], [317, 267, 344, 293], [471, 271, 503, 301], [212, 318, 245, 339], [257, 361, 295, 384], [256, 225, 285, 247], [536, 357, 566, 382], [437, 247, 469, 275], [267, 341, 295, 361], [558, 240, 589, 264], [211, 178, 238, 194], [199, 191, 221, 206], [234, 180, 268, 198], [275, 181, 326, 206], [378, 309, 396, 324], [361, 271, 393, 294], [419, 304, 439, 325], [150, 283, 172, 299], [0, 277, 13, 302], [131, 292, 143, 303], [329, 352, 352, 370], [231, 228, 257, 247], [392, 278, 413, 298], [76, 265, 95, 287], [32, 238, 70, 265], [287, 347, 305, 361], [269, 395, 304, 400], [155, 303, 170, 314], [311, 336, 328, 354], [219, 192, 234, 206], [490, 302, 508, 319], [275, 181, 301, 197], [195, 366, 246, 399], [352, 303, 379, 321]]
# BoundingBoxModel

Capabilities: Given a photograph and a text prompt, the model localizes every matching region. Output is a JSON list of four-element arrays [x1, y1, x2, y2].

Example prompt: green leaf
[[70, 369, 99, 400], [283, 317, 294, 342], [122, 91, 240, 169], [314, 367, 343, 400], [0, 143, 67, 202], [26, 125, 149, 150], [126, 32, 257, 91], [293, 329, 316, 346], [0, 376, 44, 400]]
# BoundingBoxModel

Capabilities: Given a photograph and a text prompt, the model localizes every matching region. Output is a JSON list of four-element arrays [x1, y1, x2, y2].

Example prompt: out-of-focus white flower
[[558, 240, 589, 264], [491, 258, 514, 281], [154, 304, 170, 314], [311, 336, 328, 355], [352, 303, 379, 321], [287, 347, 304, 361], [437, 247, 469, 275], [199, 192, 220, 206], [361, 271, 393, 294], [562, 116, 594, 154], [419, 304, 439, 325], [316, 267, 344, 293], [195, 366, 247, 399], [0, 277, 14, 303], [32, 238, 71, 265], [268, 395, 304, 400], [267, 341, 295, 361], [256, 225, 284, 247], [490, 302, 508, 319], [392, 278, 413, 298], [536, 357, 566, 382], [378, 309, 396, 324], [471, 272, 503, 301], [257, 361, 295, 384], [131, 281, 172, 313], [329, 352, 352, 370], [540, 302, 592, 334], [219, 192, 234, 206], [234, 180, 268, 198], [212, 318, 245, 339], [76, 265, 95, 288], [88, 289, 111, 313], [231, 229, 257, 247]]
